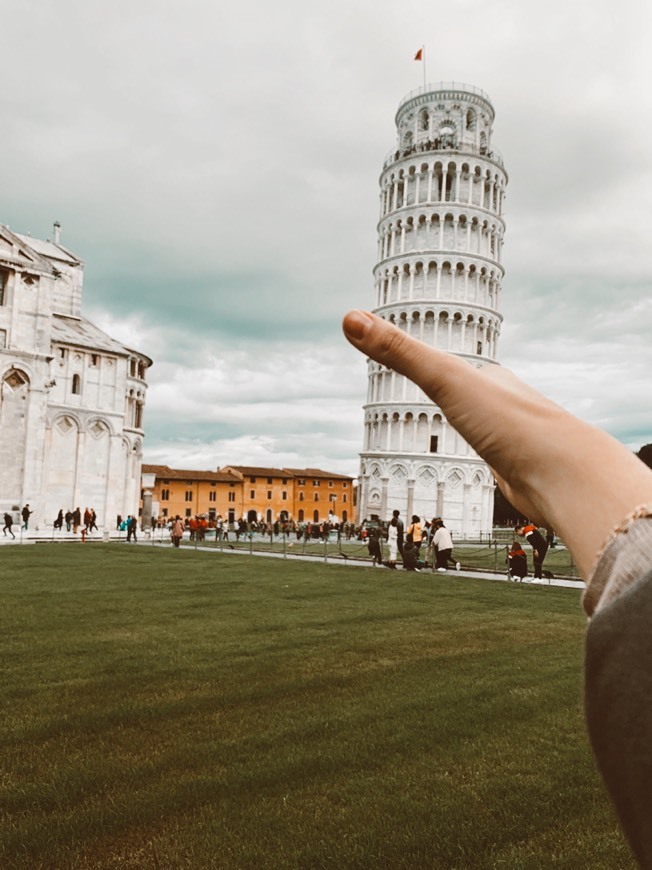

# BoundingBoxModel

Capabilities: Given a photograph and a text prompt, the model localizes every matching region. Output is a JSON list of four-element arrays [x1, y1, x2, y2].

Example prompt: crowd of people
[[366, 511, 463, 573], [154, 514, 360, 544]]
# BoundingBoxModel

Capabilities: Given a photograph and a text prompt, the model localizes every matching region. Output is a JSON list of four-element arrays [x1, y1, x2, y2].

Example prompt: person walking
[[89, 509, 98, 533], [515, 523, 548, 580], [21, 504, 32, 530], [3, 512, 16, 539], [170, 515, 184, 548], [72, 507, 81, 534], [54, 509, 64, 531]]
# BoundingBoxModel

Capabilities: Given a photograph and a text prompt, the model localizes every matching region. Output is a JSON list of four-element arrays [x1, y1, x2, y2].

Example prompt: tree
[[493, 486, 522, 526], [636, 444, 652, 470]]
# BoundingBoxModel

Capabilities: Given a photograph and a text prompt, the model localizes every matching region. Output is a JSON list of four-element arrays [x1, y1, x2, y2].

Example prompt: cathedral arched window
[[71, 374, 81, 395], [0, 268, 9, 306]]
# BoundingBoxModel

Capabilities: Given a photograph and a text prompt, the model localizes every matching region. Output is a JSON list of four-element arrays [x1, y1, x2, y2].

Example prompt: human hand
[[342, 309, 652, 578]]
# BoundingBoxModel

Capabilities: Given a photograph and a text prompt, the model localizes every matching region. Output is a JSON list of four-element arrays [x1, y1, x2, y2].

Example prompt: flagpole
[[422, 45, 426, 88]]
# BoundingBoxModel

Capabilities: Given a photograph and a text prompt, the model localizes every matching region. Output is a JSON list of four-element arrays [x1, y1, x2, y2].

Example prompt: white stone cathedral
[[0, 223, 151, 530], [357, 83, 507, 538]]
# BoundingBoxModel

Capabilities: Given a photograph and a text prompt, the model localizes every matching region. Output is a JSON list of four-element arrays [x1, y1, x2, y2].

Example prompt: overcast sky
[[3, 0, 652, 475]]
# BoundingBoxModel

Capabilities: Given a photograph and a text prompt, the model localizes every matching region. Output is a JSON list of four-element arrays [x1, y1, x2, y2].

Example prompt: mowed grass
[[0, 545, 632, 869], [188, 535, 581, 578]]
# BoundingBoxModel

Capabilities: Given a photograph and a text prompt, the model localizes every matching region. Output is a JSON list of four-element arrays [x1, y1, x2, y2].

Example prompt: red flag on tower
[[414, 48, 423, 61]]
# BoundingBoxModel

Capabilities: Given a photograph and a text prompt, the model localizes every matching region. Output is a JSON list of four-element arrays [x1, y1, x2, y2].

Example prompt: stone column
[[141, 472, 156, 531], [406, 478, 415, 521], [462, 483, 473, 538], [380, 476, 389, 519], [436, 481, 445, 517]]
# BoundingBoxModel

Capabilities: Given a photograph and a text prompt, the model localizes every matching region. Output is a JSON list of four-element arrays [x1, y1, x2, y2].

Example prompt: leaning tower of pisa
[[357, 82, 508, 538]]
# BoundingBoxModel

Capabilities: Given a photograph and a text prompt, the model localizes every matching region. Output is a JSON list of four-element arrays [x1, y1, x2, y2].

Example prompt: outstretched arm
[[342, 309, 652, 579]]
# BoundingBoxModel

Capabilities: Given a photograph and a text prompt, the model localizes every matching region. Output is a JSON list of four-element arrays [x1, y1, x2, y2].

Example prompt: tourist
[[21, 504, 32, 530], [387, 517, 399, 569], [72, 507, 81, 534], [170, 515, 184, 548], [425, 517, 440, 568], [3, 512, 15, 539], [367, 527, 383, 566], [507, 541, 528, 581], [401, 537, 420, 572], [54, 509, 64, 531], [342, 307, 652, 864], [392, 509, 404, 559], [406, 515, 423, 552], [515, 522, 548, 579], [433, 520, 456, 573]]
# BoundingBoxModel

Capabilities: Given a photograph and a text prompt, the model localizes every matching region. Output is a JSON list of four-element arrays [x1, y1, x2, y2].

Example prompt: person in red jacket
[[507, 540, 528, 581], [515, 523, 549, 579]]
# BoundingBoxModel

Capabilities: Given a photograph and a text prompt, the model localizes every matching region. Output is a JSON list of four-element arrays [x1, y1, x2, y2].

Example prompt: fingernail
[[344, 309, 374, 341]]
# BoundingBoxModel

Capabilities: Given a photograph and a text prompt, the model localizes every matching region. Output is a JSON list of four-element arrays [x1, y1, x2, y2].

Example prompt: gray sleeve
[[583, 512, 652, 617]]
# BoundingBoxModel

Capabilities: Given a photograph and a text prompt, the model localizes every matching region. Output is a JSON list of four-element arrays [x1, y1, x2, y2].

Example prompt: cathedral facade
[[357, 83, 508, 537], [0, 223, 150, 529]]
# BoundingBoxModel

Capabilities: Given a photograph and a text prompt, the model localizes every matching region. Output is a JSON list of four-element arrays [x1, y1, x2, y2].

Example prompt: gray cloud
[[3, 0, 652, 474]]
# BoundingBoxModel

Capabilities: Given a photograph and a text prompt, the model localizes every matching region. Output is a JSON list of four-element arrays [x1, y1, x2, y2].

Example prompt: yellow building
[[223, 466, 355, 525], [142, 464, 356, 525], [142, 465, 242, 524]]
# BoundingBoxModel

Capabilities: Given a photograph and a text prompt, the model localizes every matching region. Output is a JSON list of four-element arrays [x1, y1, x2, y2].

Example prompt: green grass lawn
[[0, 545, 631, 868]]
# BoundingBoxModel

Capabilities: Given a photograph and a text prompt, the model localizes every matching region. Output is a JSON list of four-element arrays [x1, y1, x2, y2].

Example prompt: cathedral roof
[[283, 467, 353, 480], [224, 465, 352, 480], [0, 226, 56, 273], [51, 315, 131, 355], [14, 233, 81, 266], [142, 464, 241, 483]]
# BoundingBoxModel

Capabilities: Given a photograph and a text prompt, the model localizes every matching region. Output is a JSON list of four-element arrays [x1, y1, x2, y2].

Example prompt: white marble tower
[[357, 83, 508, 538]]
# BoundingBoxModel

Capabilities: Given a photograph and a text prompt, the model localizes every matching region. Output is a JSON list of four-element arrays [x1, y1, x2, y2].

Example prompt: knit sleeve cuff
[[583, 505, 652, 617]]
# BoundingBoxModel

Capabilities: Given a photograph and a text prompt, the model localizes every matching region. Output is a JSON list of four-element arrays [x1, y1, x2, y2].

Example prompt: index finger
[[341, 309, 556, 435]]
